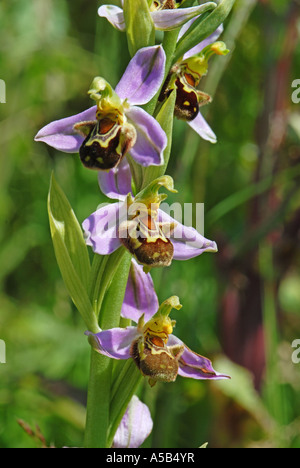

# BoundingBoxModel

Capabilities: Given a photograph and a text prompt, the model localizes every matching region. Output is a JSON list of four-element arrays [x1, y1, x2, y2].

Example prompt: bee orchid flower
[[86, 296, 230, 387], [83, 171, 218, 272], [160, 27, 229, 144], [35, 46, 167, 170]]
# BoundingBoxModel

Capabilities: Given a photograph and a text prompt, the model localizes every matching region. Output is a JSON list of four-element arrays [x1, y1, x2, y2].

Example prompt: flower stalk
[[84, 249, 132, 448], [84, 349, 112, 448]]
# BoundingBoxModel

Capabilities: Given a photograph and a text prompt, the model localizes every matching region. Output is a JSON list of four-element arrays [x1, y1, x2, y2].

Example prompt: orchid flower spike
[[35, 46, 167, 170], [86, 296, 230, 387]]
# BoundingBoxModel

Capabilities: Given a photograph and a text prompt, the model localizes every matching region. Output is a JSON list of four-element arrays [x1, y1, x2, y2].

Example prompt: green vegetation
[[0, 0, 300, 448]]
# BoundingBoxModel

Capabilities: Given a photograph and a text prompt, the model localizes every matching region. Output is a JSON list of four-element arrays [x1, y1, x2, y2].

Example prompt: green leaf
[[141, 90, 177, 189], [89, 248, 131, 323], [123, 0, 155, 57], [173, 0, 236, 63], [48, 173, 91, 288], [48, 173, 98, 331]]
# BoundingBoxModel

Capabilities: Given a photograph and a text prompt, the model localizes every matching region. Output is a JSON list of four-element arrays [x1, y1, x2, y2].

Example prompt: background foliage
[[1, 0, 300, 448]]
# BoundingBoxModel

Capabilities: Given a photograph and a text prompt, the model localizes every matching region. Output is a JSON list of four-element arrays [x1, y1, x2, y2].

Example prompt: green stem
[[142, 28, 180, 117], [139, 30, 179, 191], [99, 250, 132, 330], [95, 248, 129, 320], [141, 90, 176, 189], [84, 350, 112, 448], [162, 29, 181, 82], [84, 250, 132, 447]]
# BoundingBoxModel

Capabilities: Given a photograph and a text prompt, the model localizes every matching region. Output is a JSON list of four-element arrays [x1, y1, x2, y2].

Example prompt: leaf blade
[[48, 173, 98, 331], [174, 0, 236, 63]]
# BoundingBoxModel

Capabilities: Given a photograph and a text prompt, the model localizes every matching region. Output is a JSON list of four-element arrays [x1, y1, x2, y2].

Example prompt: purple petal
[[151, 3, 216, 31], [122, 259, 159, 323], [158, 210, 218, 260], [115, 46, 166, 106], [113, 395, 153, 448], [126, 106, 167, 166], [85, 327, 139, 360], [82, 202, 123, 255], [168, 335, 230, 380], [188, 112, 217, 144], [34, 106, 97, 153], [98, 158, 133, 201], [98, 5, 126, 31], [182, 25, 224, 59]]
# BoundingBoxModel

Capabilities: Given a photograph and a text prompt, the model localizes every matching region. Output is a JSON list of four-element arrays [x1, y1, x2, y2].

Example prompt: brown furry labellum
[[74, 117, 136, 171], [174, 75, 200, 121], [119, 212, 174, 268], [160, 71, 212, 122], [130, 335, 184, 385]]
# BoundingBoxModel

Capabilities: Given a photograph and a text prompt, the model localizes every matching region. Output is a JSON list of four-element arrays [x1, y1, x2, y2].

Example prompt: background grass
[[0, 0, 300, 448]]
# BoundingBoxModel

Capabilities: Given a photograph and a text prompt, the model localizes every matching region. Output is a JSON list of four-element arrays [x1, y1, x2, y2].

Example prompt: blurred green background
[[1, 0, 300, 448]]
